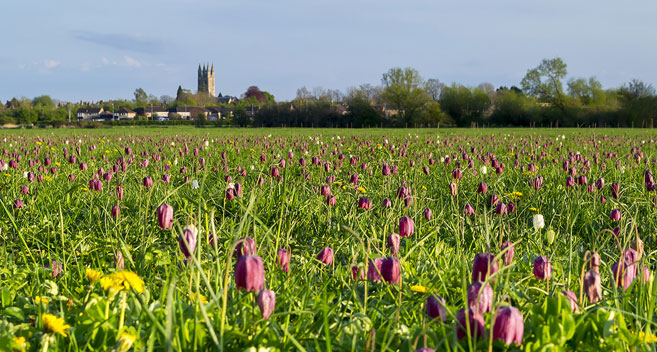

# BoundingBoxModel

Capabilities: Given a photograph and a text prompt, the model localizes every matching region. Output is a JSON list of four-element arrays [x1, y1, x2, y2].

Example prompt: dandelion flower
[[42, 313, 70, 337], [85, 268, 103, 282]]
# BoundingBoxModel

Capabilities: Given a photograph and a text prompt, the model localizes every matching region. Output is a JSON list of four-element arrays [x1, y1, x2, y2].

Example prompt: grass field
[[1, 127, 656, 351]]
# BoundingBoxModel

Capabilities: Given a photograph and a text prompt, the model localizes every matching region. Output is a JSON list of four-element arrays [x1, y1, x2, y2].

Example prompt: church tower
[[197, 63, 215, 96]]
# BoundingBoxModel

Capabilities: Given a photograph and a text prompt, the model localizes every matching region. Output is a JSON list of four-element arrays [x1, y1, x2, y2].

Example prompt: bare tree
[[426, 78, 445, 101]]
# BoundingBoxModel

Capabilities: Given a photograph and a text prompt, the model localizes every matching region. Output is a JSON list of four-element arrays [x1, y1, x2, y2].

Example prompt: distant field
[[1, 128, 656, 351]]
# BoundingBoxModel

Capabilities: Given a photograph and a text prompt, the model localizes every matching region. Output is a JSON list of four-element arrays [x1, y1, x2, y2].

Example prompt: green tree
[[439, 84, 491, 126], [380, 67, 430, 124], [568, 77, 605, 106], [521, 57, 568, 113], [133, 88, 148, 107], [32, 95, 54, 108]]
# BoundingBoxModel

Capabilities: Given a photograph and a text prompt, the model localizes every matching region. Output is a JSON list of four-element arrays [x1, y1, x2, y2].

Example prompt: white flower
[[204, 141, 209, 147], [480, 166, 487, 175], [23, 172, 29, 178], [250, 165, 255, 170], [65, 140, 69, 145], [1, 164, 7, 171], [191, 180, 199, 189], [174, 159, 178, 166], [227, 182, 235, 190], [532, 214, 545, 230]]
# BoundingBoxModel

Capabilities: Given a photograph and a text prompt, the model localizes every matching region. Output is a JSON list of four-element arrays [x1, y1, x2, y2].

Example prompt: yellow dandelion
[[187, 293, 209, 304], [109, 271, 145, 293], [115, 331, 137, 352], [54, 162, 60, 167], [529, 207, 538, 212], [81, 187, 89, 192], [12, 336, 26, 350], [36, 141, 42, 145], [85, 268, 103, 282], [410, 285, 428, 293], [421, 186, 427, 191], [638, 331, 657, 343], [44, 176, 52, 182], [358, 186, 366, 193], [41, 313, 70, 337], [3, 173, 11, 177], [100, 276, 122, 292], [35, 296, 49, 304]]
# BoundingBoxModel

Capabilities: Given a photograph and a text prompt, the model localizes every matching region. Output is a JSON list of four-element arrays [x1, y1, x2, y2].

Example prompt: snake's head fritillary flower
[[317, 247, 334, 266], [257, 289, 276, 319], [467, 281, 493, 314], [387, 233, 400, 255], [492, 306, 524, 346], [399, 217, 414, 237], [561, 290, 579, 312], [426, 295, 446, 322], [381, 257, 400, 284], [533, 256, 552, 280], [156, 203, 174, 230], [472, 253, 498, 282], [234, 255, 265, 292]]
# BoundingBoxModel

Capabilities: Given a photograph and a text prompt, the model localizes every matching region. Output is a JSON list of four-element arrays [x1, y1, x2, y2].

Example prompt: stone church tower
[[197, 64, 215, 96]]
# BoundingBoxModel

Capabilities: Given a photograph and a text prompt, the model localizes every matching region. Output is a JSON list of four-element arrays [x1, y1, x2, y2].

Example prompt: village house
[[113, 108, 136, 120], [76, 107, 103, 120]]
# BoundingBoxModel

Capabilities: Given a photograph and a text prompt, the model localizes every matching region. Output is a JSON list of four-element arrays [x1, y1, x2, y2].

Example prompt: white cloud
[[43, 60, 60, 69], [123, 56, 141, 68]]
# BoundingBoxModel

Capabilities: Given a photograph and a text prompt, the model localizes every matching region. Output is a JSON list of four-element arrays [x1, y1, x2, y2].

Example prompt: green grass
[[0, 128, 656, 351]]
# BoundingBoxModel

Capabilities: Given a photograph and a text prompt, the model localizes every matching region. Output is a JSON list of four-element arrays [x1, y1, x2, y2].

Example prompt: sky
[[1, 0, 656, 103]]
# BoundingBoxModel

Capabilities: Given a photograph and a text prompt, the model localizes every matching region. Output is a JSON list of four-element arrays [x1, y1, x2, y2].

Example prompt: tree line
[[1, 57, 656, 127]]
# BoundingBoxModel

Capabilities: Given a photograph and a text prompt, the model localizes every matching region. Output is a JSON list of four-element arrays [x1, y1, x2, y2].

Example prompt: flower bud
[[492, 306, 524, 346], [257, 289, 276, 319]]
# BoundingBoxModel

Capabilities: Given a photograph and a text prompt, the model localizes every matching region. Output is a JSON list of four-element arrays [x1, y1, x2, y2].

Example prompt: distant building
[[217, 96, 238, 104], [77, 107, 103, 120], [114, 108, 136, 120], [198, 64, 215, 97]]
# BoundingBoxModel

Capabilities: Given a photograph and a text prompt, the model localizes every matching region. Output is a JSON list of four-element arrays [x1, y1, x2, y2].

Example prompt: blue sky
[[2, 0, 656, 102]]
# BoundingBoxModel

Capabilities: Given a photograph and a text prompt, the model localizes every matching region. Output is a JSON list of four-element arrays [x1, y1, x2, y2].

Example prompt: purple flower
[[533, 256, 552, 280], [501, 241, 514, 266], [276, 248, 290, 272], [610, 209, 621, 222], [320, 185, 331, 196], [367, 258, 383, 282], [317, 247, 334, 266], [456, 308, 485, 340], [610, 182, 620, 199], [583, 270, 602, 303], [387, 233, 400, 255], [492, 306, 524, 346], [111, 205, 120, 219], [381, 257, 400, 284], [464, 204, 475, 216], [399, 217, 415, 237], [234, 255, 265, 292], [426, 295, 446, 322], [326, 195, 337, 206], [561, 290, 579, 312], [424, 208, 432, 220], [157, 203, 174, 230], [477, 182, 487, 194], [143, 176, 153, 188], [257, 289, 276, 319], [351, 266, 365, 280], [178, 225, 198, 259], [472, 253, 498, 282], [358, 197, 372, 210], [236, 237, 256, 258], [382, 198, 392, 208], [13, 199, 24, 209], [467, 281, 493, 314], [449, 182, 458, 196]]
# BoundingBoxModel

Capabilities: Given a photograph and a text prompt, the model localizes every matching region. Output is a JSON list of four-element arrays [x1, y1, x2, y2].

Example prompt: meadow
[[0, 127, 656, 351]]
